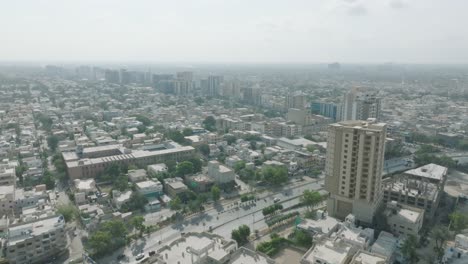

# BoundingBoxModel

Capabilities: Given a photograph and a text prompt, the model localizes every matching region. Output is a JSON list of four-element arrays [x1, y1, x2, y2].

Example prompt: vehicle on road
[[273, 197, 281, 203], [135, 253, 145, 261], [149, 251, 156, 256]]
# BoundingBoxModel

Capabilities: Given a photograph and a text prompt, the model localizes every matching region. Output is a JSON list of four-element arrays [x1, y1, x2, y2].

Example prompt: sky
[[1, 0, 468, 64]]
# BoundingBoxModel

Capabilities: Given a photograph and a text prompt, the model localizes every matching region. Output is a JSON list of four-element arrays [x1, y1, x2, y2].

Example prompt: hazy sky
[[2, 0, 468, 63]]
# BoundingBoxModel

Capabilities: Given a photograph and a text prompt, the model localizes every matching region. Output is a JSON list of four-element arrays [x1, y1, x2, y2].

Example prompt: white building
[[207, 161, 236, 185], [136, 180, 163, 199], [5, 215, 67, 264], [350, 250, 388, 264], [301, 238, 355, 264], [385, 201, 424, 238]]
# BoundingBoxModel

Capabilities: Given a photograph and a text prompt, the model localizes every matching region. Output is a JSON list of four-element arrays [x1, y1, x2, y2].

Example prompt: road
[[99, 178, 324, 264]]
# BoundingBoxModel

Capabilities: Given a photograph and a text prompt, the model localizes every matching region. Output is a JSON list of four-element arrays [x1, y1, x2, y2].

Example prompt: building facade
[[325, 120, 387, 225]]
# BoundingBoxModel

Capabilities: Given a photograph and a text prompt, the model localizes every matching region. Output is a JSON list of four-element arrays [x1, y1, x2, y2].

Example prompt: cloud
[[389, 0, 405, 9], [347, 4, 368, 16]]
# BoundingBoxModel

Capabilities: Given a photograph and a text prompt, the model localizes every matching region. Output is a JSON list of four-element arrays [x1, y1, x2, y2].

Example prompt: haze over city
[[2, 0, 468, 63]]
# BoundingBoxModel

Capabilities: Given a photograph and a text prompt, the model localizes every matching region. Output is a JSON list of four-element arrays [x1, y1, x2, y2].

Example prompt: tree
[[306, 145, 315, 153], [130, 216, 146, 236], [189, 157, 203, 173], [292, 229, 313, 248], [262, 165, 288, 185], [211, 185, 221, 202], [231, 225, 250, 246], [202, 116, 216, 132], [402, 234, 419, 263], [135, 115, 151, 126], [127, 192, 148, 211], [89, 231, 112, 257], [198, 144, 210, 156], [113, 174, 129, 191], [234, 161, 246, 173], [449, 212, 468, 233], [301, 190, 322, 211], [166, 130, 186, 144], [47, 135, 59, 152], [57, 205, 77, 222], [170, 197, 182, 211], [176, 161, 194, 177], [225, 135, 237, 145], [431, 225, 450, 260], [42, 170, 55, 190], [183, 128, 193, 136]]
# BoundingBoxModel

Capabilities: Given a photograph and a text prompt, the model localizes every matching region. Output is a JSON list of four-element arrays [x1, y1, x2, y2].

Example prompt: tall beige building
[[325, 119, 387, 225]]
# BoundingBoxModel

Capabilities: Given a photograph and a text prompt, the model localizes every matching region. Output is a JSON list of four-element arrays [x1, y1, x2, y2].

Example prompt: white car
[[135, 253, 145, 261], [273, 197, 281, 203]]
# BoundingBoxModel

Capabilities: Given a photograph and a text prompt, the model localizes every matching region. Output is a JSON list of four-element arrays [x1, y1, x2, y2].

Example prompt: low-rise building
[[147, 163, 168, 177], [73, 178, 96, 194], [384, 201, 424, 238], [128, 169, 147, 183], [370, 231, 398, 262], [164, 177, 188, 198], [207, 161, 235, 185], [5, 215, 67, 264], [350, 250, 388, 264], [301, 238, 355, 264], [112, 190, 132, 209], [442, 234, 468, 264], [135, 180, 163, 199], [153, 232, 237, 264]]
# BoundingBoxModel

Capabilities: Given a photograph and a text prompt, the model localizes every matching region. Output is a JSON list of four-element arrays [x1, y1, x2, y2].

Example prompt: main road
[[100, 177, 324, 264]]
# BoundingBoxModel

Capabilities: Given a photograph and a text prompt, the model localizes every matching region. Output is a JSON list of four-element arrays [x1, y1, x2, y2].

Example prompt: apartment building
[[384, 201, 424, 238], [5, 215, 67, 264], [325, 120, 387, 225]]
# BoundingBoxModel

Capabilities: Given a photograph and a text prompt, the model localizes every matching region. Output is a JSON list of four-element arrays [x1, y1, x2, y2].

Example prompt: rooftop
[[350, 250, 387, 264], [229, 247, 275, 264], [303, 239, 352, 264], [7, 215, 65, 246], [404, 163, 448, 181]]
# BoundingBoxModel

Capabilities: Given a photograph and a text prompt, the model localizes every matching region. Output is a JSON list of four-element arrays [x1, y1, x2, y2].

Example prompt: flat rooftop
[[156, 233, 235, 264], [371, 231, 397, 258], [229, 247, 275, 264], [404, 163, 448, 181], [351, 251, 387, 264], [303, 239, 351, 263], [66, 146, 194, 168], [7, 216, 65, 246]]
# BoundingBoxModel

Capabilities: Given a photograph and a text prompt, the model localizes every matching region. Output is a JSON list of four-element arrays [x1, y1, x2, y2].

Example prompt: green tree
[[262, 165, 288, 185], [301, 190, 322, 211], [198, 144, 210, 156], [127, 192, 148, 211], [430, 225, 450, 260], [42, 170, 55, 190], [166, 130, 186, 144], [292, 229, 313, 248], [211, 185, 221, 202], [231, 225, 250, 246], [47, 135, 59, 152], [225, 135, 237, 145], [449, 212, 468, 233], [135, 115, 152, 126], [202, 116, 216, 132], [88, 231, 112, 257], [183, 128, 193, 136], [170, 196, 182, 211], [176, 161, 194, 176], [402, 234, 419, 263], [306, 145, 315, 153], [234, 161, 246, 173], [189, 157, 203, 173], [113, 174, 129, 191], [57, 205, 77, 222], [130, 216, 146, 236]]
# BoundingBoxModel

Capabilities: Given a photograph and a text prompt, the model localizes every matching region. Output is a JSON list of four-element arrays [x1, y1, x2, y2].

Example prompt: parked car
[[135, 253, 145, 261]]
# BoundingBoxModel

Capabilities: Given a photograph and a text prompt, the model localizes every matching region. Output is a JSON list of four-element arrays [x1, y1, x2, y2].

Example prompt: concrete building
[[341, 88, 381, 121], [64, 143, 195, 179], [0, 166, 16, 186], [207, 161, 236, 185], [136, 180, 163, 199], [147, 163, 168, 177], [229, 247, 275, 264], [73, 178, 96, 194], [350, 250, 388, 264], [301, 238, 355, 264], [164, 177, 188, 198], [325, 120, 387, 224], [128, 169, 147, 183], [153, 232, 237, 264], [384, 201, 424, 238], [0, 185, 15, 216], [286, 92, 306, 110], [442, 234, 468, 264], [5, 215, 67, 264], [370, 231, 398, 262], [382, 163, 447, 220], [112, 190, 132, 210], [297, 210, 340, 237]]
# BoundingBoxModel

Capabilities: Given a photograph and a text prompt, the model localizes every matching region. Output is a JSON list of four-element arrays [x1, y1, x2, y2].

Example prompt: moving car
[[135, 253, 145, 261], [273, 197, 281, 203]]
